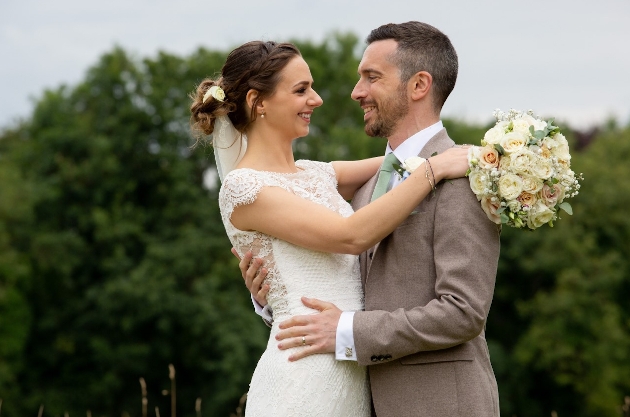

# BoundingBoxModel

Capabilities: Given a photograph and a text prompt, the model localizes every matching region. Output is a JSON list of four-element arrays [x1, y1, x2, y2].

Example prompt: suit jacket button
[[377, 355, 384, 361], [384, 355, 392, 360], [371, 355, 378, 362]]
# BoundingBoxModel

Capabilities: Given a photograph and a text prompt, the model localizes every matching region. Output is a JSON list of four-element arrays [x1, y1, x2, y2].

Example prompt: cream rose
[[498, 173, 523, 200], [527, 201, 555, 229], [468, 170, 489, 198], [402, 156, 426, 173], [552, 142, 571, 162], [520, 174, 544, 194], [530, 156, 554, 179], [509, 150, 536, 175], [478, 146, 500, 169], [481, 197, 502, 224], [500, 131, 529, 154]]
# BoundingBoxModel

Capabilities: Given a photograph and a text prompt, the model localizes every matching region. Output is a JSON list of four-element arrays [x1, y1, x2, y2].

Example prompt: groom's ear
[[409, 71, 432, 101]]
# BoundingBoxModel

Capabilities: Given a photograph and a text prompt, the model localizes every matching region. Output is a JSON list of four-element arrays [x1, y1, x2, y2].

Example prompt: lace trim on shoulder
[[297, 160, 337, 188]]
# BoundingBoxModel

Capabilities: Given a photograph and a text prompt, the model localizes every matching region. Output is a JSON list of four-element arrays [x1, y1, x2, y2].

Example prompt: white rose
[[554, 133, 568, 146], [520, 174, 544, 193], [468, 170, 489, 198], [484, 124, 507, 145], [552, 142, 571, 162], [530, 155, 554, 179], [500, 131, 529, 154], [526, 201, 555, 229], [498, 173, 523, 200], [402, 156, 426, 173], [532, 118, 548, 131], [509, 150, 536, 175], [511, 118, 532, 134]]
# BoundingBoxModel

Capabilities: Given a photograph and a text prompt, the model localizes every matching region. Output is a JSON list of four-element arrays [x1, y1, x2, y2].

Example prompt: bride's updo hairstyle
[[190, 41, 301, 139]]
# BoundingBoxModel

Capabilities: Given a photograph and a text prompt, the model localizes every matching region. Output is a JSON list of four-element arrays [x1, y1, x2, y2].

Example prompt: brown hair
[[190, 41, 301, 142], [366, 22, 458, 112]]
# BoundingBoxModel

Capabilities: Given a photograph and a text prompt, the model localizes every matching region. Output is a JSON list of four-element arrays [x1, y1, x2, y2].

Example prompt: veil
[[212, 115, 247, 182]]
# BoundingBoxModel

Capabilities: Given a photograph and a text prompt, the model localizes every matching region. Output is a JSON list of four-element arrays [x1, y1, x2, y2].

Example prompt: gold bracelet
[[424, 161, 435, 191], [426, 159, 436, 189]]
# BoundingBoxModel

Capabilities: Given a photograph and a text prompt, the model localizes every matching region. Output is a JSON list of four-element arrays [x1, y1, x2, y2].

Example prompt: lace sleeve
[[219, 169, 264, 221]]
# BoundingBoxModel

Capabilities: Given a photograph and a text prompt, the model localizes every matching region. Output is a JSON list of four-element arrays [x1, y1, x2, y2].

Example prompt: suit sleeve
[[352, 177, 500, 365]]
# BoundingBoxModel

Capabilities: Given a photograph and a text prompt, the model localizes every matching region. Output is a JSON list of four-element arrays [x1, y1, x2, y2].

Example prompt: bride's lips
[[298, 112, 312, 123]]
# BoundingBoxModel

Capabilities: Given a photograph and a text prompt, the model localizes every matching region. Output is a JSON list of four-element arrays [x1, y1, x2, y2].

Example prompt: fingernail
[[277, 344, 282, 349]]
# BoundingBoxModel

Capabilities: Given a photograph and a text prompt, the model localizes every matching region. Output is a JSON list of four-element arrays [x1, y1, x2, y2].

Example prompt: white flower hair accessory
[[203, 85, 225, 103]]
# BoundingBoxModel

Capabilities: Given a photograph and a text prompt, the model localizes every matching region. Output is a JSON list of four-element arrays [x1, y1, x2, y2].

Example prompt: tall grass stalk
[[139, 377, 148, 417]]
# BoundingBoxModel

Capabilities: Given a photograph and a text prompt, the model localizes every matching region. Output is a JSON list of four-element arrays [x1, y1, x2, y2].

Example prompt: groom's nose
[[351, 79, 366, 101]]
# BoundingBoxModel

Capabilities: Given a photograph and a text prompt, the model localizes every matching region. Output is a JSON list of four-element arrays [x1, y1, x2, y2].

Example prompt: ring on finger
[[301, 336, 306, 346]]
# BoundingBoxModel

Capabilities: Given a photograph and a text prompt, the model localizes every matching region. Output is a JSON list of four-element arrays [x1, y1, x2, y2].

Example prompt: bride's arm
[[332, 157, 384, 200], [230, 147, 469, 255]]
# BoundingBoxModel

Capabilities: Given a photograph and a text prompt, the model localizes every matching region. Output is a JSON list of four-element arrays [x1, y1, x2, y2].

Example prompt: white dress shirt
[[335, 120, 443, 360]]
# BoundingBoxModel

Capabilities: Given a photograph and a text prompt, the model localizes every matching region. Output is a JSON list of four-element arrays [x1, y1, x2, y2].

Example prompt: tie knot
[[381, 153, 400, 173]]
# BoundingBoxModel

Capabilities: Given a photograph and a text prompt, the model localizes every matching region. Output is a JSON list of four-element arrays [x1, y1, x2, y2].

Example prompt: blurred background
[[1, 0, 629, 416]]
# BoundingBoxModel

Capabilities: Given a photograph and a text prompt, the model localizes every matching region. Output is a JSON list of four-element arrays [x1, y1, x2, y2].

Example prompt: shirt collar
[[385, 120, 444, 162]]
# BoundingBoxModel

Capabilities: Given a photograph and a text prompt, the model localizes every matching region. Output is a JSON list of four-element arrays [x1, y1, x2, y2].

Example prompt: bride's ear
[[246, 89, 265, 117]]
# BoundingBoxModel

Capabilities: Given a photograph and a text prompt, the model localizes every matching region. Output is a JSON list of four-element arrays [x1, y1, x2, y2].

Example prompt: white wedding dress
[[219, 160, 370, 417]]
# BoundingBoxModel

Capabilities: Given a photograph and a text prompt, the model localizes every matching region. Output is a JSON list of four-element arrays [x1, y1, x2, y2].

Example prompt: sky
[[1, 0, 629, 130]]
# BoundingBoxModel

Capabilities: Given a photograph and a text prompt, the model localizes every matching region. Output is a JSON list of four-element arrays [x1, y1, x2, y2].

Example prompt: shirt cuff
[[335, 311, 357, 361], [252, 295, 273, 323]]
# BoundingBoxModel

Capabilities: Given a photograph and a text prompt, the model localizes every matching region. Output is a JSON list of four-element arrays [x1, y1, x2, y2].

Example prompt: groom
[[243, 22, 500, 416]]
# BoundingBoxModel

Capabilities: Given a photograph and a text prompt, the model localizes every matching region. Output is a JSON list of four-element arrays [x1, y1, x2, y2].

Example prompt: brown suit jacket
[[351, 129, 501, 417]]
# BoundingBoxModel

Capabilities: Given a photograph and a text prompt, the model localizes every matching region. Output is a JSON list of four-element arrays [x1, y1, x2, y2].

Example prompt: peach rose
[[481, 196, 502, 224], [540, 183, 565, 207], [517, 191, 537, 207], [478, 147, 500, 169]]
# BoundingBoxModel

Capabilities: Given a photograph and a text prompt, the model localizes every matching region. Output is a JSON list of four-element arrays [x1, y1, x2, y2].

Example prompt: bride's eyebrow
[[292, 80, 311, 88]]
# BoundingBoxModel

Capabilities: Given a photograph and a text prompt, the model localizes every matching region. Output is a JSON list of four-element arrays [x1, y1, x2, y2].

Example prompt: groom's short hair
[[366, 21, 458, 112]]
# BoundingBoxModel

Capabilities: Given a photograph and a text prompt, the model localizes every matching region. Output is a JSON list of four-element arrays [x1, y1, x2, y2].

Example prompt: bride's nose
[[308, 90, 323, 108]]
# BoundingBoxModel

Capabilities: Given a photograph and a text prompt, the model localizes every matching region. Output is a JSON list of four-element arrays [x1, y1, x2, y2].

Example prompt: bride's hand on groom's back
[[276, 297, 341, 361], [232, 248, 269, 307]]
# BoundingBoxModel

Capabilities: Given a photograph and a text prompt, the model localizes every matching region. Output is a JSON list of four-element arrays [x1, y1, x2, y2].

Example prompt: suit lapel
[[362, 128, 454, 283]]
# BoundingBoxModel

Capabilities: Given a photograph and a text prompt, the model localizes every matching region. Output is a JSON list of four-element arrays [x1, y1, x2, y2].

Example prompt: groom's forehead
[[359, 40, 399, 71]]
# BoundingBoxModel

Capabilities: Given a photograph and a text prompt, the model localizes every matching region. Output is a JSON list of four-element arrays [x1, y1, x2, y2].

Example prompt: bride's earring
[[261, 111, 265, 119]]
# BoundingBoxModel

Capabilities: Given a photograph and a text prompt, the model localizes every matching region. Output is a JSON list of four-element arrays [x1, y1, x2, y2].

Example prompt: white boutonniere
[[394, 156, 426, 179]]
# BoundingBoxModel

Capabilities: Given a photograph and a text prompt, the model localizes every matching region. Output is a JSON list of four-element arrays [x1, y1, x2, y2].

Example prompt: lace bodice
[[218, 160, 370, 417], [219, 160, 364, 322]]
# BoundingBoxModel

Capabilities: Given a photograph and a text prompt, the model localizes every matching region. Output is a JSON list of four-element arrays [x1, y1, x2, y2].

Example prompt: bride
[[190, 40, 469, 417]]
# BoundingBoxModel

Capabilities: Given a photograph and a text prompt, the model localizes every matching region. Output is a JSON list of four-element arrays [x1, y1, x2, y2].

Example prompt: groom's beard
[[364, 84, 408, 138]]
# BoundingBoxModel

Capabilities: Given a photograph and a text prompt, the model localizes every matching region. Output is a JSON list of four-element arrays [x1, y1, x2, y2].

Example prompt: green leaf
[[559, 202, 573, 215], [500, 213, 509, 224], [494, 143, 506, 155]]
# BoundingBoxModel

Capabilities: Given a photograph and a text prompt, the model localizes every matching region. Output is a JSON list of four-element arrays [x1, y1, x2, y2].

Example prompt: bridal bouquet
[[467, 109, 582, 230]]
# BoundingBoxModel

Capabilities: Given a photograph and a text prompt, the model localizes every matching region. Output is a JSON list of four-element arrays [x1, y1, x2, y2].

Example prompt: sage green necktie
[[371, 153, 400, 201]]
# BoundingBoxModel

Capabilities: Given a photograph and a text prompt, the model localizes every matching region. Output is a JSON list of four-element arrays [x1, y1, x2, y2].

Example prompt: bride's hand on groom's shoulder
[[232, 248, 270, 307], [276, 297, 341, 361]]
